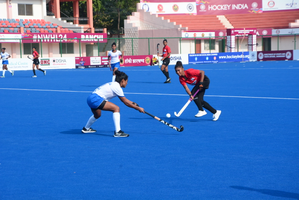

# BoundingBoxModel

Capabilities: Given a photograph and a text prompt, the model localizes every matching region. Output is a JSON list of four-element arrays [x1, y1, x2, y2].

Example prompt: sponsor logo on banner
[[263, 0, 299, 11], [121, 55, 153, 67], [196, 0, 263, 14], [173, 4, 179, 12], [90, 57, 101, 65], [140, 2, 197, 14], [40, 59, 50, 66], [52, 58, 67, 65], [8, 59, 32, 70], [257, 50, 293, 61]]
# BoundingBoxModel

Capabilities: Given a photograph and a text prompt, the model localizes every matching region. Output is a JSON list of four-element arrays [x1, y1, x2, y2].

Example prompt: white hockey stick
[[174, 89, 200, 117]]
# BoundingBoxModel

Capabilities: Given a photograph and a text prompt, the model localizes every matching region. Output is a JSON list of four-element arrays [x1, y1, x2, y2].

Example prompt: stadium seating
[[0, 18, 75, 33], [159, 15, 226, 30], [159, 10, 299, 30], [225, 10, 299, 29]]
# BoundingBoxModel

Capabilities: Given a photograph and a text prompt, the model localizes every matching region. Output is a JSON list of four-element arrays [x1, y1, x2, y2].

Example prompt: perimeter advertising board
[[120, 55, 153, 67], [257, 50, 293, 61], [189, 52, 250, 64]]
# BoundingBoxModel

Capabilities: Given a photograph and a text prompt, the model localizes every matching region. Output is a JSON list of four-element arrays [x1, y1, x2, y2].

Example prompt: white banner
[[272, 28, 299, 35], [0, 34, 22, 43], [263, 0, 299, 11], [90, 57, 102, 65], [182, 31, 215, 38], [5, 58, 32, 70], [294, 50, 299, 60], [153, 54, 189, 66], [139, 2, 197, 15], [249, 51, 257, 62]]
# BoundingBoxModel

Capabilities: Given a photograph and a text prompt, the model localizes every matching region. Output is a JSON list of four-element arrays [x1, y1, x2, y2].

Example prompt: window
[[59, 43, 74, 54], [24, 43, 39, 55], [204, 39, 215, 51], [18, 4, 33, 16]]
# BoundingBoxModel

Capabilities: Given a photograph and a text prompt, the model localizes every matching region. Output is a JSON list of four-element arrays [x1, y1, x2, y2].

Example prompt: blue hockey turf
[[1, 61, 299, 199]]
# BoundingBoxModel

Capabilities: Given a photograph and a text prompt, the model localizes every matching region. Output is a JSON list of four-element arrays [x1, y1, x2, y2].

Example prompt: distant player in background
[[175, 61, 221, 121], [82, 70, 144, 137], [157, 39, 171, 83], [0, 48, 14, 78], [108, 42, 124, 82], [32, 47, 46, 78]]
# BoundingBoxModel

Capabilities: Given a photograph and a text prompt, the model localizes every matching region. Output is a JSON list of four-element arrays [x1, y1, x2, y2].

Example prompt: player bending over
[[0, 48, 14, 78], [157, 39, 171, 83], [82, 70, 144, 137], [31, 47, 46, 78], [108, 42, 124, 82], [175, 61, 221, 121]]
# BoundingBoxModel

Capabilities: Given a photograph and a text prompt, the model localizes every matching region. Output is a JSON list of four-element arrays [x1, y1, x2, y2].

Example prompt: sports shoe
[[195, 110, 207, 117], [44, 70, 46, 75], [11, 71, 14, 76], [81, 127, 96, 133], [0, 76, 5, 78], [164, 78, 171, 83], [213, 110, 222, 121], [114, 130, 129, 137], [32, 75, 37, 78]]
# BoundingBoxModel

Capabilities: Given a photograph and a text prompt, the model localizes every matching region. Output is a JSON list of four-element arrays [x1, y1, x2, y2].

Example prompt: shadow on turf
[[130, 117, 213, 123], [230, 186, 299, 199], [60, 129, 112, 137]]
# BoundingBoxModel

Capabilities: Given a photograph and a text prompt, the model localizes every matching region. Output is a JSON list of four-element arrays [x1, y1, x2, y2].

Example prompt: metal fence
[[0, 34, 298, 58]]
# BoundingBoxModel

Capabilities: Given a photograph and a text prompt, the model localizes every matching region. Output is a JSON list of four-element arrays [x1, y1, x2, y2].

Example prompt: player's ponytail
[[115, 70, 128, 83]]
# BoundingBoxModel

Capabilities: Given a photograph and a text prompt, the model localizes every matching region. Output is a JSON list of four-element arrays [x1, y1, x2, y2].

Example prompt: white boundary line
[[1, 87, 299, 101]]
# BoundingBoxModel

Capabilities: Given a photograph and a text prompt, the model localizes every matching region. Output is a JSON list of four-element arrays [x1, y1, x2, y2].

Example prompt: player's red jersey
[[162, 45, 171, 58], [179, 68, 202, 86], [33, 51, 39, 59]]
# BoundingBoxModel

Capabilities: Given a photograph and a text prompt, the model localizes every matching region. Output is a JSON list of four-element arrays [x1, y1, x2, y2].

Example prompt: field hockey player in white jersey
[[82, 70, 144, 137], [0, 48, 14, 78], [108, 42, 123, 82]]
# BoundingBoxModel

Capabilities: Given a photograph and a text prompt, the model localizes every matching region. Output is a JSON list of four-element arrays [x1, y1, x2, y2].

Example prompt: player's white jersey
[[108, 50, 122, 64], [93, 82, 124, 100], [1, 52, 10, 60]]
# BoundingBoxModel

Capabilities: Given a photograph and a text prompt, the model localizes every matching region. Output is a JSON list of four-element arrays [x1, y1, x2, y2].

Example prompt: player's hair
[[175, 61, 183, 69], [32, 47, 36, 50], [163, 39, 167, 43], [2, 48, 6, 50], [111, 42, 116, 47], [115, 70, 128, 83]]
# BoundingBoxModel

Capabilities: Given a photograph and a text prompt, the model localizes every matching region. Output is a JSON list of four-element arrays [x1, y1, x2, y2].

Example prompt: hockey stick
[[157, 43, 160, 68], [174, 89, 200, 117], [145, 111, 184, 132], [27, 56, 33, 61]]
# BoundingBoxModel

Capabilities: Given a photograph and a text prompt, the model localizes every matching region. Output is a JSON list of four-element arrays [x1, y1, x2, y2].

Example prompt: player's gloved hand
[[199, 82, 204, 91], [120, 58, 123, 63]]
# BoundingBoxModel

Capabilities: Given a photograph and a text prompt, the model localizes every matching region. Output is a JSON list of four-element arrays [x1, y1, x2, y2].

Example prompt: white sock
[[112, 75, 116, 82], [113, 112, 121, 132], [85, 115, 97, 129], [2, 70, 5, 76], [9, 70, 12, 73]]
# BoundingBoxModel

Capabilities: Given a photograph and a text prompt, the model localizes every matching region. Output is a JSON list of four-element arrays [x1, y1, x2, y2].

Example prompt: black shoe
[[81, 127, 96, 133], [114, 130, 129, 137], [164, 78, 171, 83]]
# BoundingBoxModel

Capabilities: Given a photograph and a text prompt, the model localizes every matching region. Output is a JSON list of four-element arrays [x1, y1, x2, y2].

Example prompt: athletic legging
[[191, 75, 216, 114]]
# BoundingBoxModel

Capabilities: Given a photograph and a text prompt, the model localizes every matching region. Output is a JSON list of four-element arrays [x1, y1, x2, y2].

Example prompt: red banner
[[22, 33, 107, 43], [257, 50, 293, 61], [197, 0, 263, 15], [120, 55, 153, 67]]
